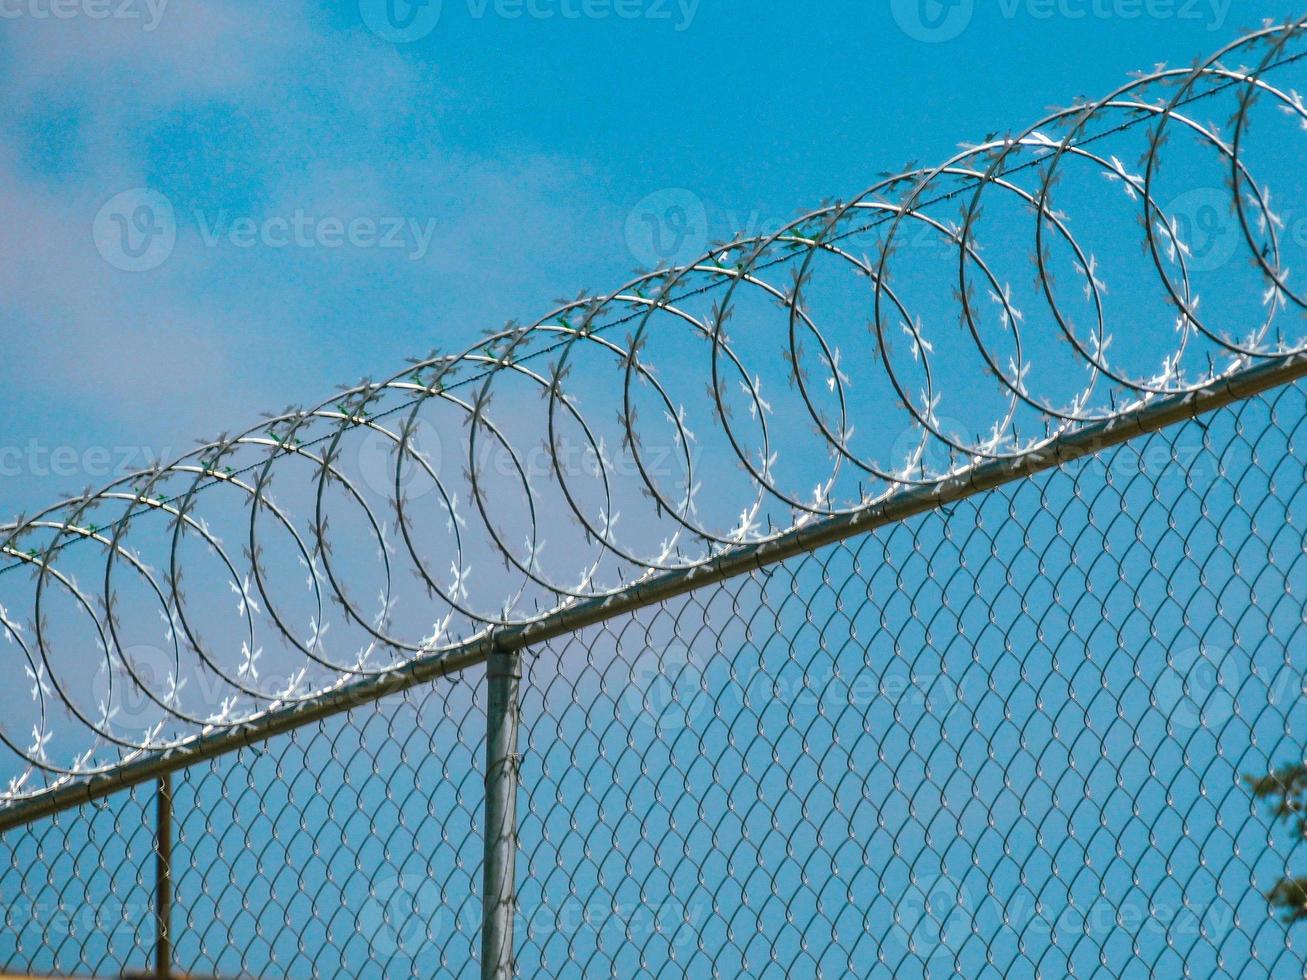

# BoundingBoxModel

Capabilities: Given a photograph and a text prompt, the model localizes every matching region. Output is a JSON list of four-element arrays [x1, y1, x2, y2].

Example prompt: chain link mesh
[[2, 381, 1303, 976], [3, 673, 487, 978]]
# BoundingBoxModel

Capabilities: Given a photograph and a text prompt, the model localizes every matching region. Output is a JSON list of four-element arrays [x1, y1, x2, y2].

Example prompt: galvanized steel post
[[481, 646, 522, 980], [155, 773, 173, 980]]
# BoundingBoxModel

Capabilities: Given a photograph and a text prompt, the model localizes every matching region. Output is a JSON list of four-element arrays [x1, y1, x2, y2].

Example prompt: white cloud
[[0, 0, 623, 502]]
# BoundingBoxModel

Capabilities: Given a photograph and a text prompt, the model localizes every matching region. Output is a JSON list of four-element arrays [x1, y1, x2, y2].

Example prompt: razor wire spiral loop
[[4, 383, 1302, 978], [1, 19, 1305, 802]]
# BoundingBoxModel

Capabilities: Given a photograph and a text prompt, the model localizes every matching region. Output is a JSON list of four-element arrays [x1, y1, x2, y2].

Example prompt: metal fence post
[[481, 647, 522, 980], [156, 773, 173, 980]]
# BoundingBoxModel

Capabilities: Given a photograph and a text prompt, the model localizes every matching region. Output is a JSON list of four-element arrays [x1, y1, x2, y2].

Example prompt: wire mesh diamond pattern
[[512, 381, 1304, 978], [1, 380, 1303, 979], [3, 14, 1307, 972]]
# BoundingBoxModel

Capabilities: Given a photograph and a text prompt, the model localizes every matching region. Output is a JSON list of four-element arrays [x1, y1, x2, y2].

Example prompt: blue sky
[[2, 0, 1303, 513], [1, 3, 1305, 978]]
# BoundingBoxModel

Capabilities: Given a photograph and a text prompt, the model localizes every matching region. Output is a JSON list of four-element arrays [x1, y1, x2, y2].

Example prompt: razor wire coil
[[1, 18, 1305, 812]]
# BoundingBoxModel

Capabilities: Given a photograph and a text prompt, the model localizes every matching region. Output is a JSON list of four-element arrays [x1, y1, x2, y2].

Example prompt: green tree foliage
[[1245, 762, 1307, 924]]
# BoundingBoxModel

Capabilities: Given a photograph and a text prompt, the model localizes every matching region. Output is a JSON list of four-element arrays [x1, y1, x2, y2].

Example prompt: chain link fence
[[4, 19, 1307, 976], [2, 379, 1302, 978]]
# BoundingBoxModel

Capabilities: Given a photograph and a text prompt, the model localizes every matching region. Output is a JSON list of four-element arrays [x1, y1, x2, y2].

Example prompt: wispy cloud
[[0, 0, 610, 472]]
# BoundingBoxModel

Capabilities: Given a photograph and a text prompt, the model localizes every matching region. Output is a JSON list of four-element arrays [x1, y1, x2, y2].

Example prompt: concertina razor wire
[[0, 15, 1305, 979], [2, 381, 1303, 977]]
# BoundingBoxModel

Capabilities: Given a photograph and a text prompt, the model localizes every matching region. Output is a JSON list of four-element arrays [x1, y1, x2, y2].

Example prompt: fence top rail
[[1, 18, 1305, 822], [1, 349, 1303, 834]]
